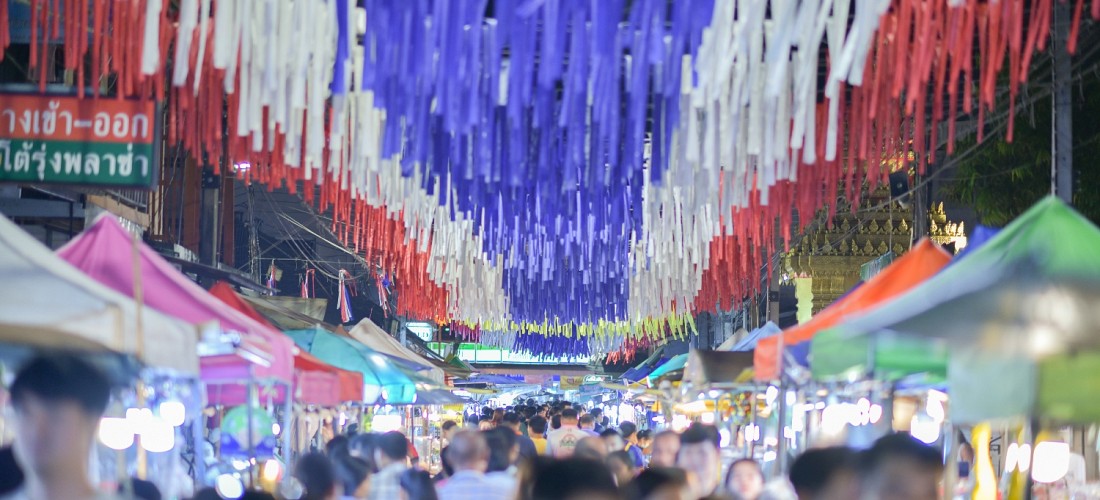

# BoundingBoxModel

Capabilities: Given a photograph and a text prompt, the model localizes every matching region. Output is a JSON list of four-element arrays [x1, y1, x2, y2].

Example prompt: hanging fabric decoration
[[337, 269, 355, 324], [301, 268, 316, 299], [16, 0, 1093, 357], [266, 260, 279, 291]]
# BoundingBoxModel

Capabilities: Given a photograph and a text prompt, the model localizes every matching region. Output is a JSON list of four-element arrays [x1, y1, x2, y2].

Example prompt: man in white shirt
[[437, 431, 514, 500], [545, 409, 589, 458]]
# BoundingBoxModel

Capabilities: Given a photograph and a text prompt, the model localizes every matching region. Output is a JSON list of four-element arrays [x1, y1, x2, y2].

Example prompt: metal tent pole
[[1052, 1, 1073, 204]]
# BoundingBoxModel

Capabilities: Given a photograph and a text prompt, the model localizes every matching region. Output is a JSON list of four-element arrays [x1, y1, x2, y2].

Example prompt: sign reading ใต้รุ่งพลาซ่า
[[0, 92, 158, 188]]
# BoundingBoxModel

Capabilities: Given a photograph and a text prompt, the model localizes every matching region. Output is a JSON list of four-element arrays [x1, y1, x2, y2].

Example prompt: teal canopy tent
[[647, 353, 689, 381], [284, 328, 415, 404]]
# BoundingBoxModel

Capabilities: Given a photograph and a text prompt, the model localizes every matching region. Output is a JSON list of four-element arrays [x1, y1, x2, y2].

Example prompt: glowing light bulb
[[1031, 442, 1070, 483], [98, 418, 135, 450], [262, 459, 283, 482], [158, 401, 186, 427], [140, 418, 176, 453], [215, 474, 244, 499]]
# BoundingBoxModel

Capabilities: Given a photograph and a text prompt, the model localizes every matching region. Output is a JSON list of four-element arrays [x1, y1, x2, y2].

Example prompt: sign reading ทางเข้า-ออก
[[0, 93, 157, 187]]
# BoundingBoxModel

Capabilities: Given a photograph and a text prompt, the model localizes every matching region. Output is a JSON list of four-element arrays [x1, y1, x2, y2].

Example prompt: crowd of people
[[0, 355, 946, 500], [281, 401, 945, 500]]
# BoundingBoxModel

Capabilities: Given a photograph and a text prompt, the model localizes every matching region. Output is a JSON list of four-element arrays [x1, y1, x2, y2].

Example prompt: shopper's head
[[551, 415, 562, 430], [574, 436, 610, 460], [620, 421, 639, 441], [637, 430, 653, 449], [9, 354, 110, 479], [441, 420, 460, 441], [294, 453, 337, 500], [529, 416, 548, 436], [560, 408, 579, 425], [374, 431, 408, 468], [624, 467, 692, 500], [789, 446, 860, 500], [333, 454, 371, 499], [502, 412, 522, 431], [649, 431, 680, 468], [349, 433, 378, 471], [858, 433, 943, 500], [607, 450, 637, 486], [517, 457, 619, 500], [446, 430, 490, 473], [485, 427, 519, 472], [601, 429, 625, 453], [725, 459, 764, 500], [678, 424, 721, 498], [579, 414, 596, 430], [399, 468, 438, 500]]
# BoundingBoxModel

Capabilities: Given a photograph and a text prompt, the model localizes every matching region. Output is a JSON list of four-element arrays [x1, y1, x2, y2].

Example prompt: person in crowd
[[537, 405, 550, 419], [589, 408, 606, 433], [349, 433, 378, 472], [726, 459, 765, 500], [295, 452, 339, 500], [484, 428, 520, 494], [578, 414, 599, 435], [649, 430, 681, 468], [624, 467, 693, 500], [399, 469, 438, 500], [528, 416, 549, 454], [678, 424, 723, 499], [787, 446, 859, 500], [502, 412, 538, 461], [637, 430, 654, 457], [367, 431, 409, 500], [545, 409, 590, 457], [600, 429, 626, 455], [491, 409, 505, 427], [4, 354, 117, 500], [437, 431, 514, 500], [466, 415, 481, 429], [346, 423, 360, 437], [333, 453, 372, 499], [956, 438, 974, 480], [485, 428, 519, 473], [573, 436, 610, 460], [515, 457, 619, 500], [601, 416, 612, 431], [327, 436, 351, 458], [550, 415, 562, 431], [621, 422, 646, 468], [0, 446, 24, 496], [857, 433, 943, 500], [608, 450, 638, 487], [441, 421, 460, 445]]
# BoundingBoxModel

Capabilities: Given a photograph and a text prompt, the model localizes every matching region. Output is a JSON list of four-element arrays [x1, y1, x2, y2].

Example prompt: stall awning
[[683, 350, 755, 387], [347, 319, 445, 383], [209, 282, 365, 404], [0, 214, 199, 375], [57, 216, 293, 384], [754, 239, 951, 380]]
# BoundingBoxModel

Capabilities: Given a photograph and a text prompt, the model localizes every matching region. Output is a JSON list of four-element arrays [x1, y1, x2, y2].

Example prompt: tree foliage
[[948, 79, 1100, 226]]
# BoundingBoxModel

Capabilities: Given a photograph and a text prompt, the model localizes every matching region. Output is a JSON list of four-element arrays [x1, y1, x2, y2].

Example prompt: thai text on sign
[[0, 93, 158, 187]]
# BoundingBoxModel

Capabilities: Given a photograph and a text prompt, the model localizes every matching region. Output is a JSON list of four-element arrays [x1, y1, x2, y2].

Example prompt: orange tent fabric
[[209, 282, 364, 403], [754, 239, 952, 380]]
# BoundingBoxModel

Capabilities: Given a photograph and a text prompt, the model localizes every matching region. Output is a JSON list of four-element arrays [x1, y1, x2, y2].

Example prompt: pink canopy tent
[[57, 216, 295, 404]]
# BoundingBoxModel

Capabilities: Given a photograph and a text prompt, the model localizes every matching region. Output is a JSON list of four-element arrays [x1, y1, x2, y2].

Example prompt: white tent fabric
[[0, 215, 199, 375], [347, 320, 444, 384]]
